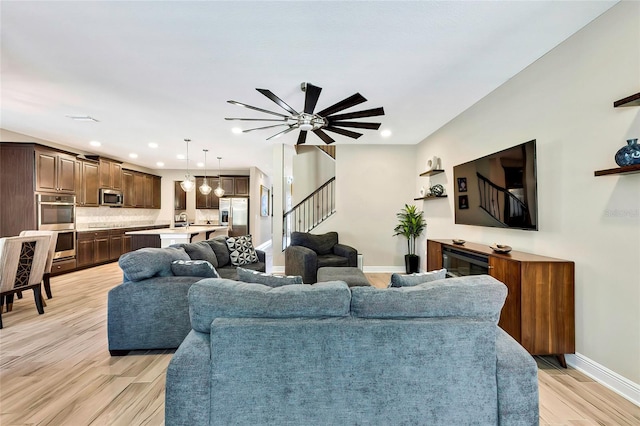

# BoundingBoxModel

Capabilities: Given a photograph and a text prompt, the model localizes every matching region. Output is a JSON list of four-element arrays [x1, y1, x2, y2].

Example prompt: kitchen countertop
[[77, 222, 171, 232], [125, 225, 228, 236]]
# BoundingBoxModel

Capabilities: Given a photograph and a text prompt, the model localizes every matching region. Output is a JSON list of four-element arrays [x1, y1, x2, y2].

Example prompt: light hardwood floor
[[1, 263, 638, 425]]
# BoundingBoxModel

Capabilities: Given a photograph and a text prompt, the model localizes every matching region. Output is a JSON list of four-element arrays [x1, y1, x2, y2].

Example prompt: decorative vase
[[404, 254, 420, 274], [614, 138, 640, 167]]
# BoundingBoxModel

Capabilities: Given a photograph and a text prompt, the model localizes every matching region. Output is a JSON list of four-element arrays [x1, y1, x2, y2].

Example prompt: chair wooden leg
[[43, 273, 52, 299], [0, 294, 4, 314], [33, 287, 45, 315], [6, 294, 14, 312], [16, 291, 23, 300]]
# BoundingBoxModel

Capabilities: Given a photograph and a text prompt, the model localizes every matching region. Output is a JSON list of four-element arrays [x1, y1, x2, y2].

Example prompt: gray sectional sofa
[[107, 236, 265, 355], [165, 275, 539, 425]]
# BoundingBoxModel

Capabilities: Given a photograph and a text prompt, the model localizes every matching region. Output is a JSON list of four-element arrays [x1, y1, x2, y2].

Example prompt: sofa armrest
[[495, 328, 539, 425], [285, 245, 318, 283], [256, 249, 266, 263], [333, 243, 358, 267]]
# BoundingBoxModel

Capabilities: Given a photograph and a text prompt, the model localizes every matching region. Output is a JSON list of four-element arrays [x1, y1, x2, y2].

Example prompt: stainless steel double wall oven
[[37, 193, 76, 259]]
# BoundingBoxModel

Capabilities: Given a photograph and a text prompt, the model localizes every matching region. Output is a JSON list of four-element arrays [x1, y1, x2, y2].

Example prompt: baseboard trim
[[566, 353, 640, 406], [362, 266, 405, 273]]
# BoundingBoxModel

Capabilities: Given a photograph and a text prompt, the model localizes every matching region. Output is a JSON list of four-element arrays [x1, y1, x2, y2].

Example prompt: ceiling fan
[[225, 82, 385, 145]]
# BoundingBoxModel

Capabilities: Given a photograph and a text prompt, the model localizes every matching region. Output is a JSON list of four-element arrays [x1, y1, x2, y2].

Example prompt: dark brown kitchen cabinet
[[175, 181, 187, 210], [234, 176, 249, 196], [195, 177, 220, 209], [122, 170, 135, 208], [75, 159, 100, 207], [77, 231, 110, 267], [99, 159, 122, 190], [133, 173, 145, 207], [220, 177, 235, 195], [144, 175, 153, 207], [35, 148, 76, 193], [152, 176, 162, 209], [122, 234, 132, 254]]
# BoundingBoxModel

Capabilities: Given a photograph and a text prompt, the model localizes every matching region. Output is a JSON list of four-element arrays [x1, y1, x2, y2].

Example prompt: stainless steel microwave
[[99, 188, 123, 207]]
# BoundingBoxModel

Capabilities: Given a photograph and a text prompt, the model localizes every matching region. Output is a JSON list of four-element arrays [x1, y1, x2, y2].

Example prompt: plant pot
[[405, 254, 420, 274]]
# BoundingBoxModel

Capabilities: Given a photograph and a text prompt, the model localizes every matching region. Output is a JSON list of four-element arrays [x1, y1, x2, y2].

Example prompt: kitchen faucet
[[178, 212, 188, 224]]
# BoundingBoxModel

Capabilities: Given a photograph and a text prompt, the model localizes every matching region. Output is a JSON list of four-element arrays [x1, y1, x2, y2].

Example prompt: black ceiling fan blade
[[256, 89, 299, 115], [225, 118, 288, 122], [227, 100, 289, 118], [303, 83, 322, 114], [242, 123, 289, 133], [297, 131, 308, 145], [266, 126, 297, 140], [316, 93, 367, 117], [313, 129, 335, 145], [329, 121, 382, 130], [326, 107, 385, 121], [323, 126, 363, 139]]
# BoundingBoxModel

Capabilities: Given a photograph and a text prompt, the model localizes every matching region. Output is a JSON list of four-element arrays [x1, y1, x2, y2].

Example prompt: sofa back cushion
[[171, 260, 219, 278], [178, 241, 218, 267], [188, 279, 351, 333], [291, 232, 338, 255], [118, 247, 190, 282], [351, 275, 507, 322], [389, 268, 447, 287], [205, 236, 230, 267]]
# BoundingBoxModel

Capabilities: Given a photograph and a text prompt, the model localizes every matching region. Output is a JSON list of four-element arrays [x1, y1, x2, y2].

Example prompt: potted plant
[[393, 204, 427, 274]]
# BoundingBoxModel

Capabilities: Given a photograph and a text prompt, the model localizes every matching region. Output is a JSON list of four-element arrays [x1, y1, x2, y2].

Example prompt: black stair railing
[[476, 172, 529, 227], [282, 177, 336, 251]]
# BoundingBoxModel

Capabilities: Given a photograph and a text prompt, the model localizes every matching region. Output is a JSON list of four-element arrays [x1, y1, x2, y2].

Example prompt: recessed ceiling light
[[232, 127, 243, 134], [89, 140, 101, 147], [66, 115, 99, 122], [177, 154, 185, 160], [197, 162, 204, 168], [148, 142, 159, 148], [129, 153, 138, 159], [380, 129, 392, 138], [156, 162, 165, 167]]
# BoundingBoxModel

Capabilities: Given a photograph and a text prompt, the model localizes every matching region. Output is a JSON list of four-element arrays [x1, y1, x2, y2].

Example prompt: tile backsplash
[[76, 206, 162, 229]]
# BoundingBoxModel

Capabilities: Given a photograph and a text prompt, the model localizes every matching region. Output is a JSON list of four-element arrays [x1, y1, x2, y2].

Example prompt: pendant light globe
[[181, 138, 196, 192], [214, 156, 225, 197], [199, 149, 212, 195]]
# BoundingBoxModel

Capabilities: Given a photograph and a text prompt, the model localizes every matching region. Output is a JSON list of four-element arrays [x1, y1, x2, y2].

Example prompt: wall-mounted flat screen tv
[[453, 139, 538, 230]]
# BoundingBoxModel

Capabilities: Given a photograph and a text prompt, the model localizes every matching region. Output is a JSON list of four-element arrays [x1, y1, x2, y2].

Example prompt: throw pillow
[[389, 268, 447, 288], [236, 267, 303, 287], [118, 247, 190, 282], [171, 260, 219, 278], [225, 235, 259, 266], [181, 241, 218, 267]]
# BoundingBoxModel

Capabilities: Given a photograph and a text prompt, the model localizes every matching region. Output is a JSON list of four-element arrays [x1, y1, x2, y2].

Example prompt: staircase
[[282, 177, 336, 250], [476, 172, 531, 228]]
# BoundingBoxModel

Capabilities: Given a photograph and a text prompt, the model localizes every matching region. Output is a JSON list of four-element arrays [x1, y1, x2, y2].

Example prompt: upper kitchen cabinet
[[122, 169, 161, 209], [98, 158, 122, 190], [195, 177, 220, 209], [218, 176, 250, 197], [75, 159, 100, 207], [35, 148, 76, 193], [174, 181, 187, 210]]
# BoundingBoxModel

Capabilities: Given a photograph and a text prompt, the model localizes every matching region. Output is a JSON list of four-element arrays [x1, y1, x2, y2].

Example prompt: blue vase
[[615, 138, 640, 166]]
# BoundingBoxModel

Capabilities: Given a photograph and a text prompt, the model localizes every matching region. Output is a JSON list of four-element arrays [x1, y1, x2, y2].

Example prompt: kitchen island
[[126, 225, 228, 249]]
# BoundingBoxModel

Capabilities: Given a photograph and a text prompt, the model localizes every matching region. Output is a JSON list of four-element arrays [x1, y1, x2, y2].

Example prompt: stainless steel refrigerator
[[219, 198, 249, 237]]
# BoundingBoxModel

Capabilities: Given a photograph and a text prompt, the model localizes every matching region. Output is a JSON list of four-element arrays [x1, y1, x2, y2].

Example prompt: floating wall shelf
[[414, 195, 448, 201], [419, 169, 444, 177], [613, 92, 640, 108], [594, 164, 640, 177]]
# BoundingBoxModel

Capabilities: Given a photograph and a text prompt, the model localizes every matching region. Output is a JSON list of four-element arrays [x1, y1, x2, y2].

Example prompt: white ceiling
[[1, 1, 616, 176]]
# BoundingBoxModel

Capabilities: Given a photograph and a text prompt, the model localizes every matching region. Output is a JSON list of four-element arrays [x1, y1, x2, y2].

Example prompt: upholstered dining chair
[[0, 235, 50, 329], [20, 230, 58, 299]]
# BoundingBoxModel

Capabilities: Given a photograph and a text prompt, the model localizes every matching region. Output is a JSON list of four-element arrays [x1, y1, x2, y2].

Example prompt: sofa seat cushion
[[350, 275, 507, 322], [118, 247, 190, 282], [317, 254, 350, 268], [188, 279, 351, 333]]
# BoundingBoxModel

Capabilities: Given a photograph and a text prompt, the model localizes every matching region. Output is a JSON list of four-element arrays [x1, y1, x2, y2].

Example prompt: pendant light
[[199, 149, 212, 195], [214, 156, 225, 197], [180, 138, 195, 192]]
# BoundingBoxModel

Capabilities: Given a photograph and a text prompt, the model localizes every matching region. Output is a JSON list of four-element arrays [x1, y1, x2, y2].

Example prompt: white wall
[[291, 146, 335, 205], [249, 166, 272, 247], [415, 2, 639, 387], [273, 144, 417, 271]]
